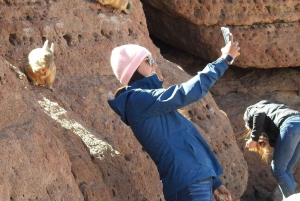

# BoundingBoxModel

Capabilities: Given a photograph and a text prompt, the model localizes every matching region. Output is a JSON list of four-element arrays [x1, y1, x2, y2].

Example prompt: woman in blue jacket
[[244, 100, 300, 199], [108, 35, 240, 201]]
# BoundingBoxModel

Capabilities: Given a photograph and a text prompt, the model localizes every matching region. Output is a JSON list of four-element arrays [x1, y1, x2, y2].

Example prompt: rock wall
[[0, 0, 247, 200], [141, 0, 300, 68]]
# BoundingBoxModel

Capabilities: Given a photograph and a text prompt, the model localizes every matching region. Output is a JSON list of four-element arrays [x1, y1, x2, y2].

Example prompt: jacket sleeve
[[135, 58, 228, 116], [212, 176, 223, 191], [250, 111, 266, 141]]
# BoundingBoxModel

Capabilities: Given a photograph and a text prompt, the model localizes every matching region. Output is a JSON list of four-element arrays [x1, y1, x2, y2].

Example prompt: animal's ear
[[43, 40, 49, 51], [50, 43, 54, 53]]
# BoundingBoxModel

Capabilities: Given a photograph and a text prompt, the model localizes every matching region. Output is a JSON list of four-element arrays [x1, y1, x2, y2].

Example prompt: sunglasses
[[144, 57, 155, 66]]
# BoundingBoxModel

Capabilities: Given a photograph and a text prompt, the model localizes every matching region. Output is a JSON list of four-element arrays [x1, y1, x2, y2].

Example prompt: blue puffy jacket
[[108, 58, 228, 198]]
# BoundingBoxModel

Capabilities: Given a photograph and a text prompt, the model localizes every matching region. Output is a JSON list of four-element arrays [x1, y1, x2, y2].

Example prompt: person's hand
[[221, 34, 240, 60], [245, 138, 257, 149], [213, 185, 232, 201]]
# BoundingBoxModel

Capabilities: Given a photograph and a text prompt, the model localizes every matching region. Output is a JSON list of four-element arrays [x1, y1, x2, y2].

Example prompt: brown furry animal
[[24, 40, 56, 92], [97, 0, 133, 14]]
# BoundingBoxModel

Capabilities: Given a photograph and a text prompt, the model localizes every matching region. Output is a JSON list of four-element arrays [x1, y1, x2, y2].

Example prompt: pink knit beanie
[[110, 44, 151, 85]]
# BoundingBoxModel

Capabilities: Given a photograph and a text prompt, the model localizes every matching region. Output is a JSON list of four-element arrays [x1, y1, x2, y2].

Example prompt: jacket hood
[[243, 100, 272, 128], [108, 90, 131, 125], [107, 74, 163, 125], [244, 105, 254, 128]]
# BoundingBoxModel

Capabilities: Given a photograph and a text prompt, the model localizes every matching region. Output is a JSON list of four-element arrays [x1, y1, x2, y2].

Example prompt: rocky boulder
[[141, 0, 300, 68]]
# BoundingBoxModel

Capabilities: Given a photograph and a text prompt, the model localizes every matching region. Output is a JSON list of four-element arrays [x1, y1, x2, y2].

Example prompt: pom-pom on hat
[[110, 44, 151, 85]]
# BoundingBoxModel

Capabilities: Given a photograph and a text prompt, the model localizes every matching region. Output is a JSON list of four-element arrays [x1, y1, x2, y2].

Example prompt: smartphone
[[221, 27, 231, 44]]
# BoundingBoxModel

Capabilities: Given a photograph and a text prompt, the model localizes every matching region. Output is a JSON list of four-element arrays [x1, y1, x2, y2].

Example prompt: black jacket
[[243, 100, 300, 147]]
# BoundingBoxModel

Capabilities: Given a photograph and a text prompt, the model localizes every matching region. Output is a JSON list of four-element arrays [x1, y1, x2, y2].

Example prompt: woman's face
[[137, 57, 164, 81], [137, 57, 157, 77]]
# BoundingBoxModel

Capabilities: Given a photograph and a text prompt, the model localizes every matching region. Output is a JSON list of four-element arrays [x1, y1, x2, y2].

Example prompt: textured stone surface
[[0, 0, 247, 200], [141, 0, 300, 26], [141, 0, 300, 68], [0, 0, 162, 200]]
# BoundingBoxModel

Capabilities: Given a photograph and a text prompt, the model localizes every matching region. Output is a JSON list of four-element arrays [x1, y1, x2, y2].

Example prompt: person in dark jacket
[[107, 34, 240, 201], [244, 100, 300, 199]]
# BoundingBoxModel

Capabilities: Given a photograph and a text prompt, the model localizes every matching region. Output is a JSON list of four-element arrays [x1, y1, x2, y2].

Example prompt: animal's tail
[[124, 0, 133, 14]]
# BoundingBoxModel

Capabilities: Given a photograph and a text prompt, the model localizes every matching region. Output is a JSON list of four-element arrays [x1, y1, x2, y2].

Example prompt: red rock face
[[0, 0, 247, 200], [141, 0, 300, 68]]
